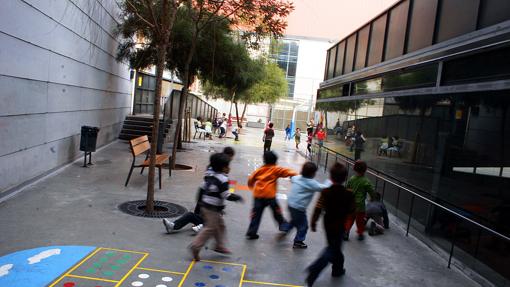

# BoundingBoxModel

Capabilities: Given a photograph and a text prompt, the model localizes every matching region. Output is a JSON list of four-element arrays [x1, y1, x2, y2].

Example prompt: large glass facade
[[324, 0, 510, 80], [318, 91, 510, 282], [272, 39, 299, 98]]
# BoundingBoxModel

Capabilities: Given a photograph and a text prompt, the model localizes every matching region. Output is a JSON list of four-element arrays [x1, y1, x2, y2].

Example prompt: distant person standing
[[285, 124, 291, 141], [353, 131, 366, 160], [294, 128, 301, 149], [316, 128, 326, 148], [263, 123, 275, 152], [306, 131, 313, 155]]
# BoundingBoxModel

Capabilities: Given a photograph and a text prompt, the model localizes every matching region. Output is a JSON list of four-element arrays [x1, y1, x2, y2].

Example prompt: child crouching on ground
[[281, 162, 329, 248], [246, 151, 298, 240], [366, 192, 389, 236], [190, 153, 243, 261]]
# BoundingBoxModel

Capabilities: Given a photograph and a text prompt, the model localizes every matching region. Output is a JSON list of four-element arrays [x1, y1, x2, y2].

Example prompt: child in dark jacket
[[163, 147, 235, 234], [306, 162, 355, 286], [189, 152, 243, 261]]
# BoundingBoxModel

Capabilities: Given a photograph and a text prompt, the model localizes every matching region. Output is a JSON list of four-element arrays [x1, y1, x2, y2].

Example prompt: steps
[[118, 115, 171, 141]]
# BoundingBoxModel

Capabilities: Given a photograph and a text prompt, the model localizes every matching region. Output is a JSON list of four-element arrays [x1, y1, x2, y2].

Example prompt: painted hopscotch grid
[[178, 259, 246, 287], [48, 248, 148, 287], [118, 267, 184, 287]]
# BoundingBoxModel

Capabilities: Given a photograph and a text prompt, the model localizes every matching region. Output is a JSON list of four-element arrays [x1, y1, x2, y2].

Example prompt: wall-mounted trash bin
[[80, 126, 100, 166]]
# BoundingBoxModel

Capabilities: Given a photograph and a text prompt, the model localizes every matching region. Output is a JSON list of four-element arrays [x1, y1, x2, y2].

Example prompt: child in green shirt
[[344, 160, 374, 241]]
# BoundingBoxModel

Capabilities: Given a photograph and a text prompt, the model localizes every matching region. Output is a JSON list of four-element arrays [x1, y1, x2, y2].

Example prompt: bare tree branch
[[126, 0, 155, 28]]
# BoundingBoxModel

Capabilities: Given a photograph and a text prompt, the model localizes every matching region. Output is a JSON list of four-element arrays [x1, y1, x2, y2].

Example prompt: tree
[[117, 0, 180, 212], [168, 0, 293, 168]]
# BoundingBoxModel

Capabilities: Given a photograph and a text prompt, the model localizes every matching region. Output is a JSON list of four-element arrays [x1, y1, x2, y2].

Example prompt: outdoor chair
[[193, 121, 206, 139], [125, 135, 170, 189]]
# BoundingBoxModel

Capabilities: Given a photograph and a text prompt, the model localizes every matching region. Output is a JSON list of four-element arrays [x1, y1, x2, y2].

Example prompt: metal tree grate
[[118, 200, 187, 218]]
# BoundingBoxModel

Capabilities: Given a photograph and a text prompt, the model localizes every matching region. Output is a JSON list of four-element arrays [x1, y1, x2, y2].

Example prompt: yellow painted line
[[136, 267, 185, 275], [66, 274, 119, 283], [115, 253, 149, 287], [200, 259, 246, 267], [48, 247, 102, 287], [238, 264, 247, 287], [177, 260, 196, 287], [101, 247, 149, 255], [242, 280, 304, 287]]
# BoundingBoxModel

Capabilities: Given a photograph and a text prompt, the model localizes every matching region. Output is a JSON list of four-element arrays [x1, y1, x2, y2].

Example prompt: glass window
[[327, 46, 337, 79], [478, 0, 510, 28], [355, 25, 370, 70], [442, 46, 510, 85], [367, 14, 387, 67], [406, 0, 438, 53], [325, 50, 331, 79], [385, 0, 410, 61], [344, 33, 357, 74], [334, 41, 346, 77], [436, 0, 479, 43], [288, 61, 297, 77]]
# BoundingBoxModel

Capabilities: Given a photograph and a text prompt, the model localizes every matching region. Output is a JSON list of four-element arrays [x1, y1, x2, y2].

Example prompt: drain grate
[[118, 200, 187, 218]]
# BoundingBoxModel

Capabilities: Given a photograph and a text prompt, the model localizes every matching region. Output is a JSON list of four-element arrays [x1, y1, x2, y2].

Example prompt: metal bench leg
[[125, 163, 135, 187], [168, 157, 172, 177], [158, 166, 162, 189]]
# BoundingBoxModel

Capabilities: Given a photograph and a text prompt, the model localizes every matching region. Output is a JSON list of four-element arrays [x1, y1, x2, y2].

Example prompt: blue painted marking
[[195, 282, 206, 287], [215, 285, 226, 287], [203, 265, 213, 270], [221, 267, 232, 272], [0, 246, 95, 287], [209, 274, 220, 279]]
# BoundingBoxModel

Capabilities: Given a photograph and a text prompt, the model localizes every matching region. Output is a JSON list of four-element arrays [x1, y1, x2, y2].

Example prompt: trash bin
[[80, 126, 100, 167], [80, 126, 100, 152]]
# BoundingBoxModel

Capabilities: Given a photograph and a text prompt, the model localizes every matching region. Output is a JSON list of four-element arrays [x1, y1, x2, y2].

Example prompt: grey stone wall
[[0, 0, 132, 193]]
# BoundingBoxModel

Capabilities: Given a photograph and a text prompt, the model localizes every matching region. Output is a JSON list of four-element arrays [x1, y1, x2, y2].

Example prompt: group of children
[[162, 146, 388, 286]]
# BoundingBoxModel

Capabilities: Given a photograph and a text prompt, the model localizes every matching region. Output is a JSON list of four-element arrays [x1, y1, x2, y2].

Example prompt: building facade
[[317, 0, 510, 284], [0, 1, 131, 194]]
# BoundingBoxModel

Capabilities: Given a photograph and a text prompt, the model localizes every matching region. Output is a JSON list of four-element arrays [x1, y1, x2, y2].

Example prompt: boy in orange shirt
[[246, 151, 298, 239]]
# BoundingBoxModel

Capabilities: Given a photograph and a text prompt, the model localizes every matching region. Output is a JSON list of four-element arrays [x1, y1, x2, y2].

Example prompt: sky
[[285, 0, 399, 41]]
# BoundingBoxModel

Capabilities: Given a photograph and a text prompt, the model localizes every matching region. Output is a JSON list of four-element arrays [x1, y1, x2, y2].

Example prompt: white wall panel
[[0, 0, 132, 193]]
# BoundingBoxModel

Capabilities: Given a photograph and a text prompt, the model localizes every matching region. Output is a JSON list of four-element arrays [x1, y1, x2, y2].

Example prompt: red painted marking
[[63, 282, 75, 287]]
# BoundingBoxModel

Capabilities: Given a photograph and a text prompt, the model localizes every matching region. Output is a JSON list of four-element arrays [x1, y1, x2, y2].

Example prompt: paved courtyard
[[0, 127, 480, 287]]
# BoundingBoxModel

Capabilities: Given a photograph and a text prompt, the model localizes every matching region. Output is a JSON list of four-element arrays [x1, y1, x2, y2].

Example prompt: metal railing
[[307, 143, 510, 283]]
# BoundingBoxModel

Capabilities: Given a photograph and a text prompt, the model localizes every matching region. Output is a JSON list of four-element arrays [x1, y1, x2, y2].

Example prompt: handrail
[[311, 143, 510, 242]]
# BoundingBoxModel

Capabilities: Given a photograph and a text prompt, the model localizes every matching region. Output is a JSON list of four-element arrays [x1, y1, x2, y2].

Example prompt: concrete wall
[[0, 0, 132, 193], [292, 37, 331, 103]]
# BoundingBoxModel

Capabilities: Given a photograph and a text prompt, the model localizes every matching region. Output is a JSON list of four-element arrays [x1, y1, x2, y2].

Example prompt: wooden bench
[[125, 135, 170, 189]]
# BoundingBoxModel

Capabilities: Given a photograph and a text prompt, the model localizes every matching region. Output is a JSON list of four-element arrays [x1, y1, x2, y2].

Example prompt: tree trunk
[[171, 26, 199, 168], [240, 103, 248, 129], [235, 101, 241, 128]]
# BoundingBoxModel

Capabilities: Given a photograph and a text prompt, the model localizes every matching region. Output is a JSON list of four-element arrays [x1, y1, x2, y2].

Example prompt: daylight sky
[[285, 0, 399, 41]]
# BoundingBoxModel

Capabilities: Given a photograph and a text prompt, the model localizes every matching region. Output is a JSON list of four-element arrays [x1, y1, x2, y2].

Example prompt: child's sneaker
[[162, 219, 174, 233], [246, 234, 260, 240], [189, 246, 200, 261], [293, 241, 308, 249], [357, 234, 365, 241], [368, 222, 376, 236], [192, 224, 203, 233], [331, 268, 346, 277]]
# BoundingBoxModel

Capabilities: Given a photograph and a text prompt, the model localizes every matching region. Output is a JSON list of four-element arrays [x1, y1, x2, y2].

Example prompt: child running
[[163, 147, 235, 234], [246, 151, 298, 239], [306, 163, 354, 286], [281, 162, 329, 248], [344, 160, 375, 241], [190, 152, 243, 261]]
